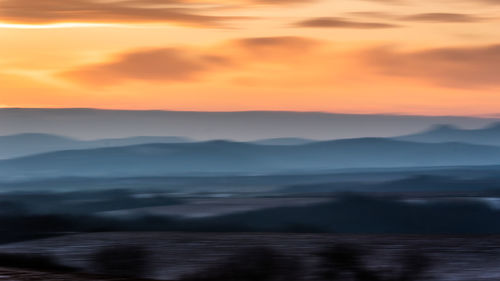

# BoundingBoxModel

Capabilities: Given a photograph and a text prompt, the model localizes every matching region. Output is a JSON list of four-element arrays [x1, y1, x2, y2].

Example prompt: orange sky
[[1, 0, 500, 115]]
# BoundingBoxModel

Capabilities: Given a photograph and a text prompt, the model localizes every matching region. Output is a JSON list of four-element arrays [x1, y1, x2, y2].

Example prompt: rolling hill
[[3, 138, 500, 179], [0, 134, 191, 159], [396, 123, 500, 146], [250, 137, 315, 146]]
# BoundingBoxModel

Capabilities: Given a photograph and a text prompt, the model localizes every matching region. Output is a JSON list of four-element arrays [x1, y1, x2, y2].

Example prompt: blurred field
[[1, 232, 500, 280], [0, 268, 154, 281], [99, 197, 331, 218]]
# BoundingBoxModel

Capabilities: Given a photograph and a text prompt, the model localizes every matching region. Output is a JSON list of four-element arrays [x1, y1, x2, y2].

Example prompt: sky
[[1, 0, 499, 116]]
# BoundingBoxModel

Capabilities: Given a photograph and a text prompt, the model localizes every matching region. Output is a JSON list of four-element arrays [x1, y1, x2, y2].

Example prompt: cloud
[[232, 36, 320, 53], [62, 48, 233, 85], [363, 44, 500, 88], [0, 0, 319, 26], [62, 36, 321, 85], [0, 0, 241, 27], [359, 0, 406, 4], [60, 36, 500, 90], [294, 17, 400, 28], [448, 0, 500, 4], [400, 13, 484, 23], [121, 0, 317, 6], [250, 0, 317, 4], [350, 11, 485, 23], [367, 0, 500, 5], [348, 11, 396, 18]]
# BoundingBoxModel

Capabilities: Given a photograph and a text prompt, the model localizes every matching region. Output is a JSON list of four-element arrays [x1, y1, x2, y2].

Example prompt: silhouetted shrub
[[396, 250, 431, 281], [90, 245, 150, 278], [317, 244, 377, 281], [0, 252, 77, 272], [317, 244, 431, 281], [181, 246, 302, 281]]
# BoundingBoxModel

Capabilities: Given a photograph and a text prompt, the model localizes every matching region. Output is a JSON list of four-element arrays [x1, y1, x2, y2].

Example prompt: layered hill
[[396, 123, 500, 146], [3, 138, 500, 179], [0, 133, 191, 159]]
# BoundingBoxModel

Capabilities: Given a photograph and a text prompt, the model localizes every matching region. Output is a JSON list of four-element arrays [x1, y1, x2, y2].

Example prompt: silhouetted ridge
[[251, 138, 314, 146], [3, 138, 500, 179], [396, 122, 500, 146], [0, 133, 78, 144], [0, 133, 192, 159], [484, 122, 500, 131], [425, 124, 460, 132]]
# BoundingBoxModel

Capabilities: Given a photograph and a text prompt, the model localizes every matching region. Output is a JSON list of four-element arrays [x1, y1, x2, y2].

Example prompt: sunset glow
[[0, 22, 114, 29], [1, 0, 500, 115]]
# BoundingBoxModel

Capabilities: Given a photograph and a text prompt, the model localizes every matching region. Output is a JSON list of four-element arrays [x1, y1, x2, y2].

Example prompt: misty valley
[[3, 110, 500, 280], [3, 0, 500, 276]]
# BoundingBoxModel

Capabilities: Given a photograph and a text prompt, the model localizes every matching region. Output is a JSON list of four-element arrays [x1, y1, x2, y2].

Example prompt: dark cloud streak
[[61, 36, 321, 85], [62, 48, 232, 85], [400, 13, 484, 23], [364, 44, 500, 88], [350, 11, 486, 23], [0, 0, 243, 27], [365, 0, 500, 5], [295, 17, 399, 28]]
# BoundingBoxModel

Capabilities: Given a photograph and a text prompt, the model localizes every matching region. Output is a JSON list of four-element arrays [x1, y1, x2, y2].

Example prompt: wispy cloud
[[350, 11, 486, 23], [363, 44, 500, 88], [61, 36, 321, 86], [363, 0, 500, 5], [294, 17, 399, 28], [63, 35, 500, 90], [250, 0, 317, 4], [62, 48, 232, 85], [0, 0, 321, 27], [0, 0, 242, 27], [400, 13, 484, 23]]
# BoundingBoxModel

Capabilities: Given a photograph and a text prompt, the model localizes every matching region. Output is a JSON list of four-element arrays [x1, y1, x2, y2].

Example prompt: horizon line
[[2, 107, 500, 119]]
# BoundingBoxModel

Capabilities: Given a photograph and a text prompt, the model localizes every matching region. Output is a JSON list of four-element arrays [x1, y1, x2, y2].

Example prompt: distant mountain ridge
[[0, 133, 321, 159], [0, 133, 191, 159], [3, 138, 500, 180], [250, 137, 314, 146], [396, 122, 500, 146], [5, 120, 500, 159]]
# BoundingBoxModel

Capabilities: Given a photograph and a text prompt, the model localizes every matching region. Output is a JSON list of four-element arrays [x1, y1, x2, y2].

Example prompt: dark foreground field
[[0, 268, 154, 281], [1, 232, 500, 280]]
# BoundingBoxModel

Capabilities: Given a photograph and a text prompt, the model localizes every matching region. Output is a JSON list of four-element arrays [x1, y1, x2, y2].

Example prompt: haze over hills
[[0, 133, 191, 159], [3, 138, 500, 180], [5, 120, 500, 159], [0, 133, 79, 159], [280, 175, 500, 194], [396, 123, 500, 146], [1, 108, 498, 141], [250, 137, 314, 146], [4, 109, 500, 182], [0, 133, 322, 159]]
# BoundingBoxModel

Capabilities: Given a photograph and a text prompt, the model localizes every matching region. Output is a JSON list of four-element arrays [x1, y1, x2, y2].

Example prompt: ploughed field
[[0, 268, 153, 281], [1, 232, 500, 280]]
